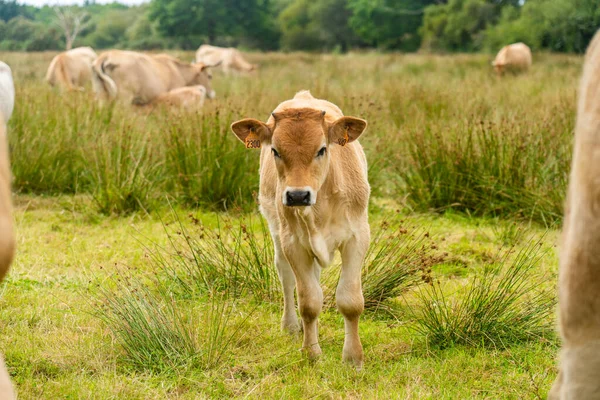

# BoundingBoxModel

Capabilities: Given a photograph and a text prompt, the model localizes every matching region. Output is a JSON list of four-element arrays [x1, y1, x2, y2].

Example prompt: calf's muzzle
[[285, 189, 312, 207]]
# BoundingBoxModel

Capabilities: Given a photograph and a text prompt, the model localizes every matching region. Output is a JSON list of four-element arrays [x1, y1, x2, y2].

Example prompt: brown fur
[[549, 30, 600, 399], [92, 50, 215, 104], [45, 47, 97, 91], [231, 90, 370, 368]]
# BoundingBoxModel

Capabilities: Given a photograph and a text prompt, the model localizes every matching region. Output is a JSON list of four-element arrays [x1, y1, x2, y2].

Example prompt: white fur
[[0, 62, 15, 126]]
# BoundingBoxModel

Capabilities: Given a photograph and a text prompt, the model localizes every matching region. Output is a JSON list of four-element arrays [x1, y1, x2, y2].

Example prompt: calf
[[153, 85, 207, 110], [549, 30, 600, 399], [231, 90, 370, 367]]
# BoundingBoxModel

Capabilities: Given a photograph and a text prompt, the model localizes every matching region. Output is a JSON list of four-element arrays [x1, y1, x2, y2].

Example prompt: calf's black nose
[[286, 190, 311, 206]]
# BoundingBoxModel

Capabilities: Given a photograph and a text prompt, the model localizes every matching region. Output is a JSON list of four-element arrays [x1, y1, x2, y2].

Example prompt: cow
[[152, 85, 207, 110], [230, 90, 370, 368], [492, 42, 532, 76], [196, 45, 257, 74], [45, 46, 97, 91], [91, 50, 217, 105], [549, 30, 600, 400], [0, 61, 17, 399]]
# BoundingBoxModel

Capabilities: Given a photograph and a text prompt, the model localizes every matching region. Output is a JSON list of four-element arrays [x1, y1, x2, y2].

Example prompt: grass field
[[0, 50, 580, 399]]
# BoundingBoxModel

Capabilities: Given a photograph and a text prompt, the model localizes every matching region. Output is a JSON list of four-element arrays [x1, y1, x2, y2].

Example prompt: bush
[[407, 238, 556, 349], [95, 268, 250, 373], [397, 114, 571, 225]]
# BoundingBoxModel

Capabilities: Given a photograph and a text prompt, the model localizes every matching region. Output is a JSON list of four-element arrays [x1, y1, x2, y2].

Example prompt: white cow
[[0, 60, 17, 399], [549, 30, 600, 399]]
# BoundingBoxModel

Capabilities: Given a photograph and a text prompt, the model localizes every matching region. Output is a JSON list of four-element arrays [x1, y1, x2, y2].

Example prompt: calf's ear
[[231, 118, 272, 149], [328, 116, 367, 146]]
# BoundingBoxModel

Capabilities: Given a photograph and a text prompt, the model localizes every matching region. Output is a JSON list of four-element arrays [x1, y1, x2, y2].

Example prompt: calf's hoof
[[281, 318, 301, 335], [343, 345, 364, 370], [301, 343, 322, 360]]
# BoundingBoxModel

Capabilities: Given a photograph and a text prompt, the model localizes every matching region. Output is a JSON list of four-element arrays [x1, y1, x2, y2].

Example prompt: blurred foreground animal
[[492, 43, 532, 76], [45, 47, 97, 91], [549, 30, 600, 400], [152, 85, 206, 110], [92, 50, 217, 105], [196, 45, 256, 74], [0, 60, 17, 399], [231, 90, 369, 368]]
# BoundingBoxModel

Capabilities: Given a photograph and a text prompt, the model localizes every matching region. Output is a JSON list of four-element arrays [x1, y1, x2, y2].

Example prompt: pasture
[[0, 50, 580, 398]]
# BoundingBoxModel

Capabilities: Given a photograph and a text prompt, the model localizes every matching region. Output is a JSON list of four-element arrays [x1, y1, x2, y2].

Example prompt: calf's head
[[231, 108, 367, 207], [189, 62, 219, 99]]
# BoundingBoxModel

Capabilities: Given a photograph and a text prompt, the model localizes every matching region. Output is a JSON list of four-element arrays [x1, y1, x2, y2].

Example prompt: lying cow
[[45, 46, 97, 91], [231, 90, 369, 368], [549, 30, 600, 400], [196, 45, 256, 74], [152, 85, 207, 110], [92, 51, 216, 105], [0, 60, 17, 399], [492, 42, 532, 76]]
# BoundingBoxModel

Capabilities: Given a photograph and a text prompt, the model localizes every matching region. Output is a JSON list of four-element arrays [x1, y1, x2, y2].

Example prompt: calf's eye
[[316, 146, 327, 158], [272, 148, 280, 158]]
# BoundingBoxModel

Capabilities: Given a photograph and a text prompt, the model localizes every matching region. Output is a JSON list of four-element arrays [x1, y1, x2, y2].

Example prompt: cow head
[[190, 62, 220, 99], [231, 108, 367, 207], [492, 61, 505, 76]]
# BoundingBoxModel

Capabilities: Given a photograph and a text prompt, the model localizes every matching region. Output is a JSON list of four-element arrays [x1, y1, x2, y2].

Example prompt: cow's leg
[[338, 224, 369, 368], [285, 244, 323, 359], [272, 233, 300, 333]]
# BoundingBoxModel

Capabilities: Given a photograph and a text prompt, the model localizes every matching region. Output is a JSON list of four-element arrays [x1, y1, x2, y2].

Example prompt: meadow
[[0, 50, 580, 398]]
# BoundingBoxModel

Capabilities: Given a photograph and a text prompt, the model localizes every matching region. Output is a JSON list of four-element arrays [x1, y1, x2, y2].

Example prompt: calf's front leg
[[284, 243, 323, 359], [338, 226, 369, 369], [272, 233, 300, 333]]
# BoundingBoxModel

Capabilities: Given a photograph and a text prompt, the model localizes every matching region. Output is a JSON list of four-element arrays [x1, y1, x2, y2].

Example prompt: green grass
[[0, 50, 576, 398], [0, 196, 560, 399]]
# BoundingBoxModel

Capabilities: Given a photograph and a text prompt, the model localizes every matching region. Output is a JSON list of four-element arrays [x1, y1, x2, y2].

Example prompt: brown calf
[[231, 90, 370, 368]]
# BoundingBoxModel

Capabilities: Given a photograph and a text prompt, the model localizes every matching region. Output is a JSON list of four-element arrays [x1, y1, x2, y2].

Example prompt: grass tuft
[[407, 237, 556, 349]]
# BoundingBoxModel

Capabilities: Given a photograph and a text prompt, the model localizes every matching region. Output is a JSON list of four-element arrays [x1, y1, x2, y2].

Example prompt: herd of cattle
[[0, 36, 592, 398], [41, 41, 534, 112], [44, 44, 256, 110]]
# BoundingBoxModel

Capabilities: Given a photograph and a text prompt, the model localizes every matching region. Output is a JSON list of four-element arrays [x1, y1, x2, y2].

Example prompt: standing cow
[[45, 47, 97, 91], [492, 43, 532, 76], [196, 45, 256, 74], [231, 90, 370, 367], [549, 30, 600, 399], [0, 60, 17, 399], [92, 51, 217, 105]]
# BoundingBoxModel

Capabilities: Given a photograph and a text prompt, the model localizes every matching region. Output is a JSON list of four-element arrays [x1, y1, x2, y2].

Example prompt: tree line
[[0, 0, 598, 53]]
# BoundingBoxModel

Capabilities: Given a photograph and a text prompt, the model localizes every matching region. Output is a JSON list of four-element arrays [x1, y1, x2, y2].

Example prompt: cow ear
[[328, 116, 367, 146], [231, 118, 272, 149]]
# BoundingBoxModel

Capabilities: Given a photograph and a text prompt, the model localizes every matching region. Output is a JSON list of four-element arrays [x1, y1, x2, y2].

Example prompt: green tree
[[149, 0, 279, 50], [279, 0, 362, 51], [421, 0, 503, 52], [348, 0, 435, 51], [484, 0, 600, 53]]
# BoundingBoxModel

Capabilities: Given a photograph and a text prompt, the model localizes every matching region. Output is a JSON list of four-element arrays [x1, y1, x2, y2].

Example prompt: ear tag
[[245, 129, 261, 149], [337, 127, 349, 146]]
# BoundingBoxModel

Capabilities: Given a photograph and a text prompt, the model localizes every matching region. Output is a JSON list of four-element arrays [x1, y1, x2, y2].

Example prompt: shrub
[[407, 238, 556, 349]]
